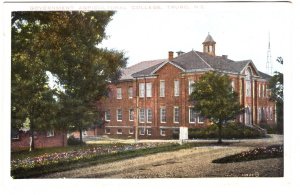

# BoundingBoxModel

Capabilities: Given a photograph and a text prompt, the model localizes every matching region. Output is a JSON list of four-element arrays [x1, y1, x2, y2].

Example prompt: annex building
[[97, 34, 276, 139]]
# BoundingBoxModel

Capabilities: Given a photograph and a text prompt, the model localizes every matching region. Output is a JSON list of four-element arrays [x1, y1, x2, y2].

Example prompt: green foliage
[[269, 57, 284, 132], [67, 135, 85, 146], [189, 122, 265, 139], [190, 71, 244, 142], [11, 11, 127, 145]]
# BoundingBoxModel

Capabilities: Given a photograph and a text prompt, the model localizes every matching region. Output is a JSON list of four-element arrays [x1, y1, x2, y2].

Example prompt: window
[[128, 87, 133, 99], [129, 129, 134, 134], [270, 107, 273, 120], [262, 84, 265, 98], [258, 84, 261, 98], [160, 80, 165, 97], [105, 128, 110, 134], [160, 107, 166, 123], [198, 113, 205, 123], [265, 107, 269, 120], [160, 129, 166, 136], [174, 106, 179, 123], [117, 109, 122, 121], [146, 128, 152, 135], [147, 109, 152, 123], [139, 83, 145, 98], [189, 107, 197, 123], [105, 110, 111, 121], [188, 79, 195, 95], [129, 109, 134, 121], [258, 107, 262, 122], [231, 80, 235, 92], [139, 108, 145, 123], [117, 88, 122, 99], [146, 83, 152, 97], [117, 129, 123, 134], [139, 128, 145, 135], [46, 129, 54, 137], [12, 132, 19, 140], [174, 80, 180, 96], [246, 80, 251, 97]]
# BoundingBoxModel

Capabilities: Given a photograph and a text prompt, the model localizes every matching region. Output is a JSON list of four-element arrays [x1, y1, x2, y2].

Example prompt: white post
[[179, 127, 188, 145]]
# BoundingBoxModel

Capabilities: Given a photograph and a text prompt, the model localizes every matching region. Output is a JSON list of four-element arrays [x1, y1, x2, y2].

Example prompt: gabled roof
[[124, 50, 269, 81], [258, 71, 272, 81], [120, 59, 165, 80]]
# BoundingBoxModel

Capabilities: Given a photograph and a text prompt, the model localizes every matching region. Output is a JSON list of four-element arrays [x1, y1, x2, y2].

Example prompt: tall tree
[[269, 57, 284, 132], [11, 11, 127, 146], [190, 71, 244, 143]]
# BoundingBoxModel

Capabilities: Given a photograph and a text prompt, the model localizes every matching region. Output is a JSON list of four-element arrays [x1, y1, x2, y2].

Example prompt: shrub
[[189, 122, 265, 139], [67, 135, 85, 146]]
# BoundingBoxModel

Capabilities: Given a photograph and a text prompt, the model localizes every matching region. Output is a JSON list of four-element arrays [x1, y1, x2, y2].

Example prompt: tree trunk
[[79, 129, 83, 145], [30, 129, 35, 151], [217, 122, 223, 143]]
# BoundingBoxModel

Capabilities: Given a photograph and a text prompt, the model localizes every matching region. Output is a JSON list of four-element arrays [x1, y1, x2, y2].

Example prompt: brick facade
[[97, 34, 276, 139], [11, 130, 67, 151]]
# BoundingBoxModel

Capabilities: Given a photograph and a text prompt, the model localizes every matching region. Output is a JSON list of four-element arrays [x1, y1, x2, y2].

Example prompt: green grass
[[11, 142, 205, 179]]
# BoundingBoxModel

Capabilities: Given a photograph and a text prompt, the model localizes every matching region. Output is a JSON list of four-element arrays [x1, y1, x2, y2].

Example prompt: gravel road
[[41, 135, 283, 178]]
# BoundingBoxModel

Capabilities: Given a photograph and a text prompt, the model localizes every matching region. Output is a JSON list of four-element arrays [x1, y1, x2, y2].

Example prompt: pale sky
[[100, 2, 291, 75]]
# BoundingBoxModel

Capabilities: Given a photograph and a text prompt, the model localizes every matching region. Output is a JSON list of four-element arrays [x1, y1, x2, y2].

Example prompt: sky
[[100, 2, 291, 75]]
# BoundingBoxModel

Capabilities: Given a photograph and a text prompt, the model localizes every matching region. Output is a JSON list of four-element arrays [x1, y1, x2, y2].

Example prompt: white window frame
[[146, 128, 152, 135], [262, 84, 265, 98], [231, 80, 235, 92], [129, 109, 134, 121], [174, 80, 180, 96], [173, 106, 179, 123], [147, 109, 152, 123], [117, 129, 123, 134], [139, 108, 145, 123], [105, 128, 111, 134], [139, 83, 145, 98], [258, 84, 261, 98], [160, 107, 166, 123], [116, 87, 122, 99], [160, 129, 166, 136], [105, 110, 111, 121], [188, 79, 195, 95], [189, 107, 196, 124], [160, 80, 165, 97], [146, 83, 152, 97], [117, 109, 122, 122], [46, 129, 55, 137], [128, 87, 133, 99], [129, 129, 134, 134], [139, 127, 145, 135]]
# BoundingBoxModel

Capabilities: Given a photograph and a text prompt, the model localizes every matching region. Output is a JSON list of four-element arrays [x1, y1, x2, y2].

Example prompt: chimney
[[168, 51, 174, 60], [222, 55, 228, 59], [176, 51, 185, 57]]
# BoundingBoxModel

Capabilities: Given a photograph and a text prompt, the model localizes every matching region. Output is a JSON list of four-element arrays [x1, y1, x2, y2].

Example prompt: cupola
[[202, 33, 216, 56]]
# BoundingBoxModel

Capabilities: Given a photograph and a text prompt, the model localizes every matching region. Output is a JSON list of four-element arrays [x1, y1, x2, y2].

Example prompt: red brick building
[[97, 34, 276, 139], [11, 129, 67, 151]]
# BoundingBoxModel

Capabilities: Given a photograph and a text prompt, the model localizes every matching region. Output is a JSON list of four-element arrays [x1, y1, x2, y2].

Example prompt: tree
[[269, 57, 284, 132], [11, 11, 127, 146], [190, 71, 244, 143]]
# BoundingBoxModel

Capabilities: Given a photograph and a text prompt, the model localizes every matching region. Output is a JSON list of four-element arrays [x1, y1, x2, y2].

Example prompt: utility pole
[[135, 78, 139, 142], [266, 32, 273, 75]]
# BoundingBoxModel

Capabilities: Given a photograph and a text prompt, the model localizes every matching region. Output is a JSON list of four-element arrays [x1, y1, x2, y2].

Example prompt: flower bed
[[11, 143, 165, 170], [212, 144, 283, 163]]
